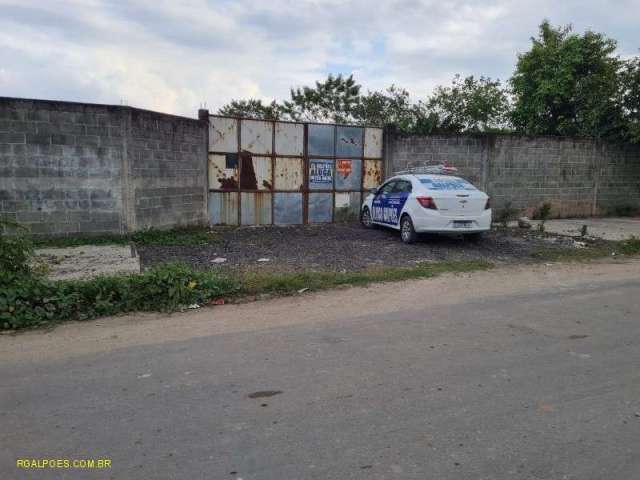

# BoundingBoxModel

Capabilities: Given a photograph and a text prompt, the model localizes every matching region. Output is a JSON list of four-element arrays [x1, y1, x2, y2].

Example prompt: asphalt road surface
[[2, 261, 640, 480]]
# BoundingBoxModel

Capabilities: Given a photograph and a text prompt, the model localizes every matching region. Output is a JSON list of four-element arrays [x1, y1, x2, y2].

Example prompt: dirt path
[[137, 223, 583, 273], [3, 258, 638, 364]]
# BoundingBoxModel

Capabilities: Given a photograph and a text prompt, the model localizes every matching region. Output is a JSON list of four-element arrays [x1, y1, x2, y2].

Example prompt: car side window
[[392, 180, 412, 194], [379, 180, 396, 194]]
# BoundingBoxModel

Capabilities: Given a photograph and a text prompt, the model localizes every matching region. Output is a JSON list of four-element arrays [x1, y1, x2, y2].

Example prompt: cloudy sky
[[1, 0, 638, 117]]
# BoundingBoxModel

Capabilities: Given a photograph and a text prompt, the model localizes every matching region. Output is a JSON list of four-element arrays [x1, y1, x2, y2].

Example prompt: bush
[[0, 219, 33, 274], [1, 264, 240, 330], [495, 201, 520, 228], [533, 202, 552, 221]]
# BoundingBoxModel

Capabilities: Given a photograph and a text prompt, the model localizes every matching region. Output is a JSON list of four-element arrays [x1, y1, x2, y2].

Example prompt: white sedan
[[361, 173, 492, 243]]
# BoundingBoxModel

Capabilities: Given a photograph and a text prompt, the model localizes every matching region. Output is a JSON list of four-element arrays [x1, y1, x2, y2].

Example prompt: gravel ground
[[137, 223, 584, 273], [36, 245, 140, 280]]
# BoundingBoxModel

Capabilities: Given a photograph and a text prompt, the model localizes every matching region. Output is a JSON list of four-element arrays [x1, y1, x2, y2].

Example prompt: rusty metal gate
[[207, 115, 383, 225]]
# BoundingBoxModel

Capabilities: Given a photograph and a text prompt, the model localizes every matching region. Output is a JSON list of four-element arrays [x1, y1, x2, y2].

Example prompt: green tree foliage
[[217, 21, 640, 142], [354, 86, 438, 133], [217, 99, 282, 120], [620, 56, 640, 143], [510, 20, 624, 138], [281, 74, 361, 123], [428, 75, 510, 132]]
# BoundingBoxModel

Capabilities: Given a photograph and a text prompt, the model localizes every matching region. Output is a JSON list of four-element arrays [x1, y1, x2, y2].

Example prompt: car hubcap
[[401, 220, 410, 240]]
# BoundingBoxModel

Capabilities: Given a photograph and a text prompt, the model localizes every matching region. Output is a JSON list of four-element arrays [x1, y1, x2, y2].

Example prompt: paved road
[[2, 261, 640, 480]]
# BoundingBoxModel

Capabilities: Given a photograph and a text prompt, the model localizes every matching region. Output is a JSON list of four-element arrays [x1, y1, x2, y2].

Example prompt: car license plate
[[453, 220, 472, 229]]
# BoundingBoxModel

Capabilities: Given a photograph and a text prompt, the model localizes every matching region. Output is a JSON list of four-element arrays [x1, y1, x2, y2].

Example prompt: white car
[[361, 173, 492, 243]]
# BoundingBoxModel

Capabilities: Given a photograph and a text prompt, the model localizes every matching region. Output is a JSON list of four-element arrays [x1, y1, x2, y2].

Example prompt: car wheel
[[464, 232, 484, 243], [400, 215, 417, 244], [361, 207, 374, 228]]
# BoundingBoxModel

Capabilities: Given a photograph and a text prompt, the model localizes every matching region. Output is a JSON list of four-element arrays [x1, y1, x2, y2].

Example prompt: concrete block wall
[[387, 131, 640, 218], [0, 98, 127, 235], [0, 97, 207, 236], [128, 108, 207, 231], [596, 143, 640, 215]]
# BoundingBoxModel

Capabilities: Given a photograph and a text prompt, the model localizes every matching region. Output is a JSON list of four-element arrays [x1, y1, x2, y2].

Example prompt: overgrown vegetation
[[533, 202, 553, 232], [219, 20, 640, 143], [495, 201, 521, 228], [32, 225, 217, 248], [619, 237, 640, 256], [0, 221, 231, 329], [1, 264, 240, 330]]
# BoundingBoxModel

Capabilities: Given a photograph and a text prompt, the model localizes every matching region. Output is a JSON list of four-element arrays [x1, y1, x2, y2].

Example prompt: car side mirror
[[369, 187, 379, 195]]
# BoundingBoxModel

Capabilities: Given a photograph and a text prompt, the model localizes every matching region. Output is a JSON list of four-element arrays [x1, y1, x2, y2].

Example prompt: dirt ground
[[35, 245, 140, 280], [137, 223, 587, 273]]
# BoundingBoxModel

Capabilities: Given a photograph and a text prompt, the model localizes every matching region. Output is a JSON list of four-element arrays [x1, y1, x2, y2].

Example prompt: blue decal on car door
[[372, 180, 410, 225]]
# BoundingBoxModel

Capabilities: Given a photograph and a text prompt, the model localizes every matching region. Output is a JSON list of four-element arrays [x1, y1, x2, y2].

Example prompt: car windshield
[[418, 177, 477, 191]]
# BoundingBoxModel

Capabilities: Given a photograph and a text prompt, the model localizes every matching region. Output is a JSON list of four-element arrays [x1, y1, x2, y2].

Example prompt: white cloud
[[0, 0, 637, 117]]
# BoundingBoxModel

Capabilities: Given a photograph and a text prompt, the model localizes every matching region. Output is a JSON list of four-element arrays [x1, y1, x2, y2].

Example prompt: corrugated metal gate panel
[[335, 159, 362, 191], [274, 157, 304, 191], [308, 124, 335, 156], [274, 193, 303, 225], [207, 115, 383, 225], [363, 159, 383, 189], [364, 127, 383, 158], [308, 193, 333, 223], [337, 126, 363, 157], [241, 192, 272, 225], [208, 153, 238, 190], [209, 192, 239, 225], [240, 119, 273, 155], [275, 122, 304, 156], [210, 117, 238, 153], [240, 155, 272, 191]]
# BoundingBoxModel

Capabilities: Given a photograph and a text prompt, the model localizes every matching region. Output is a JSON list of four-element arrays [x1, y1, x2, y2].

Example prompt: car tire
[[464, 232, 484, 243], [361, 207, 374, 229], [400, 215, 417, 244]]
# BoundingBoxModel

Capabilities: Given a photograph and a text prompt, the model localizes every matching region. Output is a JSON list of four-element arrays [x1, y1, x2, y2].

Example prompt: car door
[[371, 180, 397, 225], [385, 179, 412, 227]]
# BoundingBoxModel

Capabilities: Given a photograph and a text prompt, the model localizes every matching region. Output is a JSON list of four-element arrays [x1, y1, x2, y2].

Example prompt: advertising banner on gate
[[336, 159, 352, 177], [309, 159, 333, 187]]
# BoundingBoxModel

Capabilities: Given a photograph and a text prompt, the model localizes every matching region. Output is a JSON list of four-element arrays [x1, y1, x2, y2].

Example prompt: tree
[[354, 85, 436, 132], [510, 20, 624, 138], [620, 56, 640, 143], [282, 74, 361, 123], [217, 99, 282, 120], [427, 75, 511, 132]]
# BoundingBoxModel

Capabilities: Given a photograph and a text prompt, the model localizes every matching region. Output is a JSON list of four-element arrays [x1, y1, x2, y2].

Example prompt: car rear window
[[419, 177, 477, 191]]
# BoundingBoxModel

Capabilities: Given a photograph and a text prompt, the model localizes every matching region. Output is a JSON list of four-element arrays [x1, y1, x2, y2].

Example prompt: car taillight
[[485, 197, 491, 210], [416, 196, 437, 210]]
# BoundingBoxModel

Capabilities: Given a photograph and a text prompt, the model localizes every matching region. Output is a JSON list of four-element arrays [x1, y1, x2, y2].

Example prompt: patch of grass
[[530, 236, 640, 263], [619, 237, 640, 255], [31, 226, 217, 248], [239, 260, 494, 296], [531, 245, 612, 263], [131, 226, 217, 246], [32, 234, 130, 248]]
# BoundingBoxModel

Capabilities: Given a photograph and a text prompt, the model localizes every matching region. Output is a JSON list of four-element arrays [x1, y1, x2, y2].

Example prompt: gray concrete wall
[[128, 108, 208, 231], [0, 97, 207, 235], [387, 131, 640, 218]]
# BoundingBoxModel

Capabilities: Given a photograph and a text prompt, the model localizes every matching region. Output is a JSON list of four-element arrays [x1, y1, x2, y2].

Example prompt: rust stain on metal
[[240, 152, 257, 190], [208, 153, 238, 190], [218, 177, 238, 189], [363, 159, 383, 188]]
